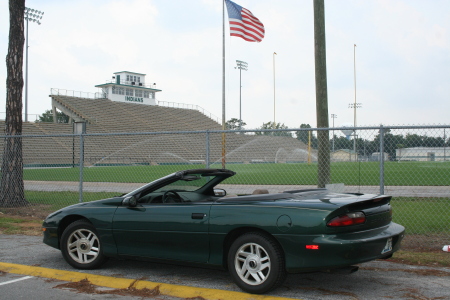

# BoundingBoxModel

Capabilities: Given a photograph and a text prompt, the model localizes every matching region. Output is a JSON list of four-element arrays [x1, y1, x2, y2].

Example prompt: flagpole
[[273, 52, 277, 129], [221, 0, 226, 168]]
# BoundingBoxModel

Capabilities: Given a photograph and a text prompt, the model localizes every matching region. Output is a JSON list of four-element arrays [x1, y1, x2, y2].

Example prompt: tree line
[[226, 119, 449, 160]]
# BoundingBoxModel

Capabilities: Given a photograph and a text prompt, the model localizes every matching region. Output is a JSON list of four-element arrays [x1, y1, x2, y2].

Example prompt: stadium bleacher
[[0, 95, 314, 167]]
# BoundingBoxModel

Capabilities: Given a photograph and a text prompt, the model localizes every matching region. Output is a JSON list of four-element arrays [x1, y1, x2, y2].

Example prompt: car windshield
[[153, 174, 215, 193]]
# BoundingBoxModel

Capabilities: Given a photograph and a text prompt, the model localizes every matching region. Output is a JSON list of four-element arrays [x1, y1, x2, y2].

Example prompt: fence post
[[205, 130, 210, 169], [379, 125, 385, 194], [78, 133, 84, 202]]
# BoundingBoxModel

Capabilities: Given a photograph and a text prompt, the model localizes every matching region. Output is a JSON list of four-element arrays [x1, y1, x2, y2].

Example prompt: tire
[[227, 232, 286, 294], [60, 219, 108, 269]]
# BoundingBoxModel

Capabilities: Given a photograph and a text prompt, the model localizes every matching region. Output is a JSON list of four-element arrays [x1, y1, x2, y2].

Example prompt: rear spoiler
[[343, 195, 392, 212]]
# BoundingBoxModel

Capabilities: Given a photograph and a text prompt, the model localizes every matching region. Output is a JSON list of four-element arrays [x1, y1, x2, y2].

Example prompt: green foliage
[[336, 131, 449, 160], [295, 124, 317, 148], [226, 118, 246, 130], [37, 109, 70, 123], [255, 121, 292, 137], [330, 129, 450, 160], [332, 136, 353, 150]]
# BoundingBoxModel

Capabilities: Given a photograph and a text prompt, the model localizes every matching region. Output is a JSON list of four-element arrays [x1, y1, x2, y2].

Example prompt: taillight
[[305, 245, 319, 250], [327, 212, 366, 227]]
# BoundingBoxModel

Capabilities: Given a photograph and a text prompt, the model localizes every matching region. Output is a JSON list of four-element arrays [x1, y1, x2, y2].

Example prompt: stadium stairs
[[0, 95, 314, 167]]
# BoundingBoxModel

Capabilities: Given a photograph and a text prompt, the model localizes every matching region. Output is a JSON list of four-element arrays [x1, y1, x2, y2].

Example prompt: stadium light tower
[[348, 102, 361, 161], [235, 60, 248, 130], [24, 7, 44, 122], [348, 44, 361, 161], [331, 114, 337, 152]]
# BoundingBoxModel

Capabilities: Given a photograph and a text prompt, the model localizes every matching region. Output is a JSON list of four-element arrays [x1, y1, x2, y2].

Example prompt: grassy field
[[22, 161, 450, 186], [0, 216, 42, 235], [24, 191, 119, 211], [391, 197, 450, 234]]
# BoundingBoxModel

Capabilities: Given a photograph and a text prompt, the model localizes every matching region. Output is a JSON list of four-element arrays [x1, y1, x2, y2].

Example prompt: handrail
[[101, 79, 158, 89], [49, 88, 220, 124], [50, 88, 103, 99], [157, 101, 220, 123]]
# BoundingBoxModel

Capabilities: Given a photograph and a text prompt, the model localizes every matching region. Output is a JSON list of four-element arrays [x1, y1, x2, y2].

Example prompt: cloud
[[0, 0, 449, 128]]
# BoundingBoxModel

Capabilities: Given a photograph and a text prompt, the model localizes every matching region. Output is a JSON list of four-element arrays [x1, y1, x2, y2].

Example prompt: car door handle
[[192, 213, 207, 219]]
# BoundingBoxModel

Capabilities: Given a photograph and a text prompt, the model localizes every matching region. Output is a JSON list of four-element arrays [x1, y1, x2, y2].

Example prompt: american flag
[[225, 0, 265, 42]]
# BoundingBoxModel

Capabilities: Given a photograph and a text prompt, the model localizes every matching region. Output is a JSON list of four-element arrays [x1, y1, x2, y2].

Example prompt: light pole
[[353, 44, 357, 129], [331, 114, 337, 152], [24, 7, 44, 122], [273, 52, 277, 129], [235, 60, 248, 130], [349, 44, 361, 161], [444, 129, 446, 161]]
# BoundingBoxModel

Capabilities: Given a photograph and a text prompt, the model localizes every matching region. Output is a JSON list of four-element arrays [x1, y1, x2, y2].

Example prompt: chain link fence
[[0, 125, 449, 250]]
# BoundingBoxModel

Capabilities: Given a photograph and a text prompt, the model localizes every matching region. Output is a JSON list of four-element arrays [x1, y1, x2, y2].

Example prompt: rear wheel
[[227, 232, 286, 294], [60, 219, 108, 269]]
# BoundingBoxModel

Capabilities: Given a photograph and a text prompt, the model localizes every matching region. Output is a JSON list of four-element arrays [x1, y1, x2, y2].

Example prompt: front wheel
[[60, 219, 108, 269], [227, 232, 286, 294]]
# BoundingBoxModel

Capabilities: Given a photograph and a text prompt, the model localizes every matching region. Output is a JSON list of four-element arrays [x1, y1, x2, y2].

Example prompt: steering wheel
[[162, 190, 183, 203]]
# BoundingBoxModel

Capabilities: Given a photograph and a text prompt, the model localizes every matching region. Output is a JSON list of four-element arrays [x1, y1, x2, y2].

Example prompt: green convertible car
[[43, 168, 405, 294]]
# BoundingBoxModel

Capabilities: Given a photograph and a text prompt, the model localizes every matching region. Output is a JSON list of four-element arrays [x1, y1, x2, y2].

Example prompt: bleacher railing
[[157, 101, 220, 124], [50, 88, 103, 99], [102, 79, 157, 89], [49, 88, 220, 124], [0, 113, 41, 122]]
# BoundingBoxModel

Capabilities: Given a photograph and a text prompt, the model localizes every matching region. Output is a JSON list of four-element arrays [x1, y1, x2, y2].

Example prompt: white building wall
[[96, 71, 160, 106], [396, 147, 449, 162], [108, 85, 156, 105], [114, 71, 145, 85]]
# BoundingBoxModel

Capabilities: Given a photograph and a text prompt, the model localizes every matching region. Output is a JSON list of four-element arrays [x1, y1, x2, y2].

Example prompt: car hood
[[46, 197, 124, 218]]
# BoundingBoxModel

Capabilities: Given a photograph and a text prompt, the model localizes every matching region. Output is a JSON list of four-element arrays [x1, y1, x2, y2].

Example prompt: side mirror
[[214, 188, 227, 197], [123, 196, 137, 207]]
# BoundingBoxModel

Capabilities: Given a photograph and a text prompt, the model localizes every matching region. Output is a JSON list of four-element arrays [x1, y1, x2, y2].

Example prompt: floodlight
[[23, 6, 44, 122], [235, 60, 248, 130]]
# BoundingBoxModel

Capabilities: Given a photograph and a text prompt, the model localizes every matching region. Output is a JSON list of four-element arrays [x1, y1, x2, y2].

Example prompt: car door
[[112, 201, 212, 263]]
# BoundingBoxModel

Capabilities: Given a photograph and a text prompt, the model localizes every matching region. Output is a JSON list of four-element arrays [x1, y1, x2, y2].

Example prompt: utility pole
[[313, 0, 330, 188]]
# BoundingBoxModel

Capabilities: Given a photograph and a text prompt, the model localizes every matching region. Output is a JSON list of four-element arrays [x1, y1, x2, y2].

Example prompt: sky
[[0, 0, 449, 130]]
